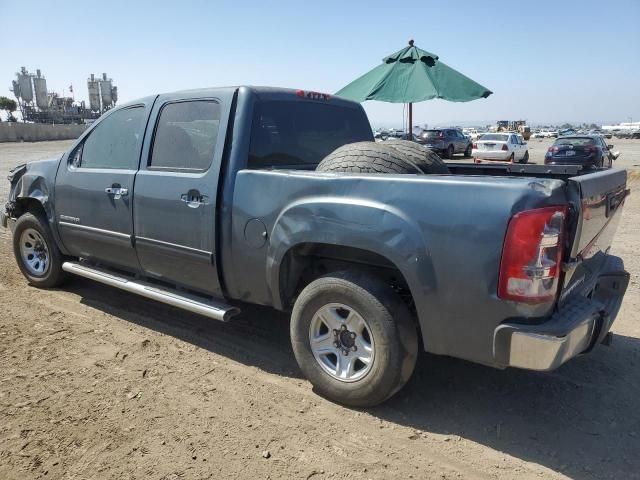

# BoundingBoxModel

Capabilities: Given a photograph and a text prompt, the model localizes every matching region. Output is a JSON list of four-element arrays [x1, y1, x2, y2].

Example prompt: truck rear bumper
[[493, 255, 629, 371]]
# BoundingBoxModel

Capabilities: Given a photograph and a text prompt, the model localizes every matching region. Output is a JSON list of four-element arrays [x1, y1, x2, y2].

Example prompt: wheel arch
[[267, 197, 437, 349], [7, 166, 70, 256]]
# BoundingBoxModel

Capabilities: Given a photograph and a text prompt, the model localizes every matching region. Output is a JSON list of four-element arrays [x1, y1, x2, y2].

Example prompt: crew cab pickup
[[1, 87, 630, 406]]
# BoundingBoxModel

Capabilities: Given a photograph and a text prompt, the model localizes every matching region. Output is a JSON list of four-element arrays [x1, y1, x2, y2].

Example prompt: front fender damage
[[4, 158, 59, 222]]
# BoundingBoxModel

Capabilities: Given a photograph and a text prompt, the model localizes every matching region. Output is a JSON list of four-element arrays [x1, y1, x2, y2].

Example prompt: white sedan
[[472, 133, 529, 164]]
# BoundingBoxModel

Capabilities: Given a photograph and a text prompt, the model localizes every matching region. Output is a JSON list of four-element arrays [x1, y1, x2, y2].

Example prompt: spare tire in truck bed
[[383, 139, 450, 174], [316, 141, 450, 175]]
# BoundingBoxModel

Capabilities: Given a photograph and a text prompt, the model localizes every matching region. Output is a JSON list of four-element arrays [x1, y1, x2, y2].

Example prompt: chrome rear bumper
[[493, 256, 629, 371]]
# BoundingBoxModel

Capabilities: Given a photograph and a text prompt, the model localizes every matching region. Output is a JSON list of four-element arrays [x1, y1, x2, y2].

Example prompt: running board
[[62, 261, 240, 322]]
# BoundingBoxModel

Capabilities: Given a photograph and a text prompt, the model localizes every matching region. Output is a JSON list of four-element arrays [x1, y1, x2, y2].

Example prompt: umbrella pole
[[408, 102, 413, 139]]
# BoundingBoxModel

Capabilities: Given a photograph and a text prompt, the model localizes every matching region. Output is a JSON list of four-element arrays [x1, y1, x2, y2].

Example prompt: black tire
[[290, 271, 418, 407], [316, 141, 422, 174], [12, 212, 67, 288], [509, 153, 515, 163], [521, 151, 529, 164], [445, 145, 454, 159], [383, 139, 450, 174], [463, 144, 472, 158]]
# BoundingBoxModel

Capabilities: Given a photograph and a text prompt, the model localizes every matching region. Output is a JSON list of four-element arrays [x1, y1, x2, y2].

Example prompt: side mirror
[[607, 144, 614, 150], [612, 151, 621, 160], [522, 142, 528, 146]]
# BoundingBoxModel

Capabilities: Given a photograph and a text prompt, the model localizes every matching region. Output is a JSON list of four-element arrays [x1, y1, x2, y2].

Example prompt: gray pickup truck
[[1, 87, 630, 407]]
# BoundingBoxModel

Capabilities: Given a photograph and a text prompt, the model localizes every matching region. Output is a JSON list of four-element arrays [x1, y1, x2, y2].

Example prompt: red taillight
[[498, 206, 567, 304], [501, 144, 508, 151], [472, 143, 478, 149], [548, 146, 559, 153]]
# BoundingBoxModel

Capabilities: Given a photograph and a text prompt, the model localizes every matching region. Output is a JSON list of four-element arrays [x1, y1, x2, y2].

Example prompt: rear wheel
[[464, 144, 472, 158], [290, 271, 418, 407], [12, 213, 67, 288], [445, 145, 454, 159]]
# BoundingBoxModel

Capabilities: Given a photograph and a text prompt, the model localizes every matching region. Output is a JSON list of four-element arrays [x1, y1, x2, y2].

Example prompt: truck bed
[[223, 163, 627, 367]]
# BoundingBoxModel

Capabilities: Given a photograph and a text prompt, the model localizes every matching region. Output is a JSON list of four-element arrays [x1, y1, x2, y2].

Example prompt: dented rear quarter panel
[[226, 170, 569, 366]]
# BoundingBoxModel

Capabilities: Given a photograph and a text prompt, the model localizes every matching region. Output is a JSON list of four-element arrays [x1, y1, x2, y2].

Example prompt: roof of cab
[[116, 86, 364, 111], [159, 86, 361, 107]]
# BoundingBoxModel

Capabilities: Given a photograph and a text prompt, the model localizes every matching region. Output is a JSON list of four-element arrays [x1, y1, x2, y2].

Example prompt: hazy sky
[[1, 0, 639, 128]]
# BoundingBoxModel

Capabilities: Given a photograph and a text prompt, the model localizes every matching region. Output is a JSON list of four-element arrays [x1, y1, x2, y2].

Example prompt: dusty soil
[[0, 140, 639, 480]]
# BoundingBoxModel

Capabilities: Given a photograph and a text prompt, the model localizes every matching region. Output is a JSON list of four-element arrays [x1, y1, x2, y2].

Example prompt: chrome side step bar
[[62, 261, 240, 322]]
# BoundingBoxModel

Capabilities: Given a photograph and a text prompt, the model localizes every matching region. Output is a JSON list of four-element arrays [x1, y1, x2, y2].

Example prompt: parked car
[[559, 128, 578, 137], [463, 128, 482, 140], [472, 133, 529, 163], [373, 130, 390, 141], [1, 86, 630, 407], [545, 135, 619, 168], [417, 128, 472, 158]]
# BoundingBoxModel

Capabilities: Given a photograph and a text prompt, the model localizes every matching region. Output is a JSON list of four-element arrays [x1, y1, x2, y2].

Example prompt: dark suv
[[417, 128, 472, 158]]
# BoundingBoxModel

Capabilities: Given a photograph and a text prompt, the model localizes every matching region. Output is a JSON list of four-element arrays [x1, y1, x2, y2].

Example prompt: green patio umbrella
[[336, 40, 492, 134]]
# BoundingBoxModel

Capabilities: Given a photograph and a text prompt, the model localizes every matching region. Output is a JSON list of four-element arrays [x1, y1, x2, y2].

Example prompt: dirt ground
[[0, 139, 639, 480]]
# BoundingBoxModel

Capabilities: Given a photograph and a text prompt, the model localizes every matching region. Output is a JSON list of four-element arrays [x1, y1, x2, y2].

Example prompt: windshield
[[555, 137, 595, 146], [480, 134, 509, 141], [248, 101, 372, 168]]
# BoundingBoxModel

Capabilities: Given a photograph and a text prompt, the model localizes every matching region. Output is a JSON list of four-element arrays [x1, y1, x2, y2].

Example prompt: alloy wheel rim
[[19, 228, 50, 276], [309, 303, 375, 383]]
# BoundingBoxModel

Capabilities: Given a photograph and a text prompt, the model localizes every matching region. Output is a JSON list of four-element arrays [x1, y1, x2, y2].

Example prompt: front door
[[133, 91, 234, 297], [54, 99, 155, 271]]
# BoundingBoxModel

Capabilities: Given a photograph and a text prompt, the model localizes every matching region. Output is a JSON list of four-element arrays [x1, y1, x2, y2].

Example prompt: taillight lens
[[498, 206, 567, 304], [472, 143, 477, 149], [501, 144, 509, 151]]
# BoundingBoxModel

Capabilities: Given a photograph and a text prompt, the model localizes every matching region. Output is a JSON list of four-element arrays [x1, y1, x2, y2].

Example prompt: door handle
[[181, 192, 209, 208], [105, 187, 128, 199]]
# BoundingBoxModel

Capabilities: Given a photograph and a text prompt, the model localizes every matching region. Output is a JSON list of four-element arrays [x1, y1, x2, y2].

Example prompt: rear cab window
[[248, 101, 372, 169]]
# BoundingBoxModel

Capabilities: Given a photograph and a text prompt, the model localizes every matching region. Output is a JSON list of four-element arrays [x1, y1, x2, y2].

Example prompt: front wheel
[[521, 150, 529, 163], [12, 212, 67, 288], [464, 144, 472, 158], [290, 271, 418, 407]]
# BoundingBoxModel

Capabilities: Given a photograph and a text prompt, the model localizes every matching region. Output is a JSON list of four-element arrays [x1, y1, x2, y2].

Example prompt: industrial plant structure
[[10, 67, 118, 124]]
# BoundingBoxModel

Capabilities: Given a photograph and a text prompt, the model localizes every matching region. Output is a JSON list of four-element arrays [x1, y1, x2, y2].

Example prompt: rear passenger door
[[133, 91, 234, 297], [453, 130, 465, 153], [510, 134, 520, 159]]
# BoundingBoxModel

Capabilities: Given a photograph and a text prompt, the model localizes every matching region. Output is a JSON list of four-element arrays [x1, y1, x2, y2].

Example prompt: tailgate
[[560, 168, 628, 302]]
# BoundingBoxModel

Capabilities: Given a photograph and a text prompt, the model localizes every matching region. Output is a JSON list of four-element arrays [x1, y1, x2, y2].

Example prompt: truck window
[[149, 100, 221, 172], [248, 101, 372, 169], [76, 106, 145, 169]]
